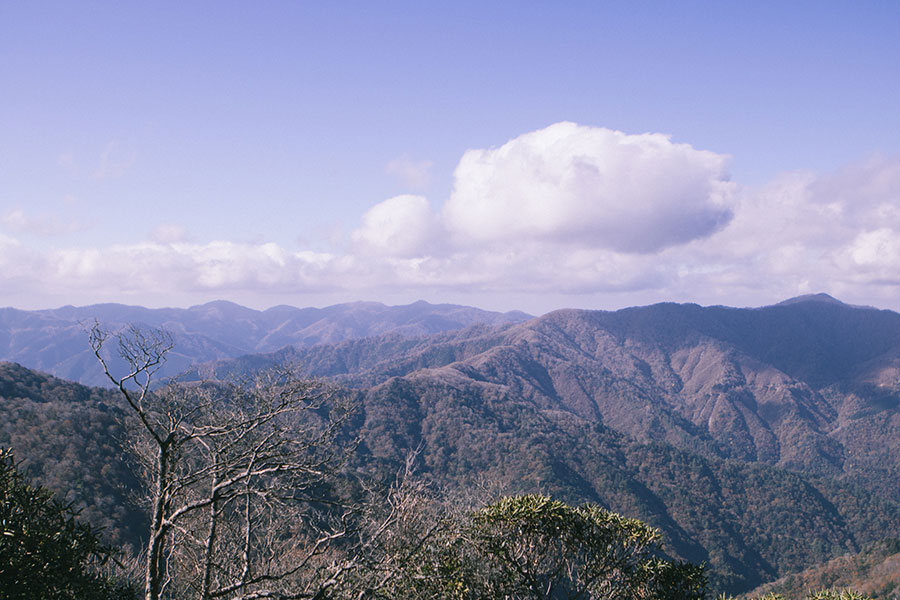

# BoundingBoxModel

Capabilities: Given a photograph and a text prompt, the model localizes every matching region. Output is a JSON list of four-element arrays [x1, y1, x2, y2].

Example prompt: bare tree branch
[[91, 324, 358, 600]]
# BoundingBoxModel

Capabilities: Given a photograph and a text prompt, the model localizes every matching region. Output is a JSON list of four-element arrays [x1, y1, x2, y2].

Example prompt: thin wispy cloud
[[1, 208, 87, 237], [92, 141, 136, 180], [386, 155, 434, 191], [150, 224, 192, 244]]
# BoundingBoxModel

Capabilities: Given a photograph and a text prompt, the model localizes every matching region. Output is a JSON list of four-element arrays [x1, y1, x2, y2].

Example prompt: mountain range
[[2, 293, 900, 595], [0, 300, 530, 386]]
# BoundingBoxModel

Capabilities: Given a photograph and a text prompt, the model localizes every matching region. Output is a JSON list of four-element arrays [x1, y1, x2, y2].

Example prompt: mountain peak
[[775, 293, 846, 307]]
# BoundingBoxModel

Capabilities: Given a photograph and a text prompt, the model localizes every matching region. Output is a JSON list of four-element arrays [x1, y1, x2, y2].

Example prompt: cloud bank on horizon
[[3, 122, 900, 314]]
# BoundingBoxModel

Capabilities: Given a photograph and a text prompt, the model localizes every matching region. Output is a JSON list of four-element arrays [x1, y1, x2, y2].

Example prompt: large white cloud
[[442, 122, 735, 253], [351, 195, 441, 258], [5, 124, 900, 314]]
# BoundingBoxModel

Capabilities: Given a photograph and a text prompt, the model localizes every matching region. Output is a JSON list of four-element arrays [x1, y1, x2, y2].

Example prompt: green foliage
[[806, 589, 871, 600], [719, 586, 874, 599], [467, 495, 707, 599], [358, 493, 707, 600], [742, 537, 900, 600], [0, 448, 136, 600]]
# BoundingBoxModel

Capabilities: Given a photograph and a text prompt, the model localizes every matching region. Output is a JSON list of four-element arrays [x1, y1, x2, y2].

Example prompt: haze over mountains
[[2, 293, 900, 594], [0, 300, 530, 386]]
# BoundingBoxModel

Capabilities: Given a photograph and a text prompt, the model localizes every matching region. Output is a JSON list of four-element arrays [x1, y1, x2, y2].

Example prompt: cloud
[[809, 157, 900, 288], [668, 154, 900, 305], [93, 141, 136, 180], [846, 229, 900, 269], [371, 247, 669, 294], [1, 208, 86, 236], [0, 233, 22, 253], [50, 242, 347, 293], [0, 240, 361, 308], [351, 195, 442, 257], [375, 150, 900, 308], [5, 123, 900, 314], [386, 155, 433, 190], [442, 122, 735, 253], [150, 224, 191, 244]]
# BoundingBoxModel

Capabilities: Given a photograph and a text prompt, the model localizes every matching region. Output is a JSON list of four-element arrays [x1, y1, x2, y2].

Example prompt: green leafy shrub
[[0, 448, 136, 600]]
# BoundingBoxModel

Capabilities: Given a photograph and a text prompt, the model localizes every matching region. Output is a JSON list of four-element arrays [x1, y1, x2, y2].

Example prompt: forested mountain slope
[[351, 361, 900, 592], [744, 538, 900, 599], [4, 356, 898, 593], [3, 294, 900, 593], [0, 362, 145, 550], [210, 295, 900, 498]]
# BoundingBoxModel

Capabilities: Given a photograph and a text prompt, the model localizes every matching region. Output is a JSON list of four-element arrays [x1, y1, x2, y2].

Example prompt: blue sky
[[2, 1, 900, 313]]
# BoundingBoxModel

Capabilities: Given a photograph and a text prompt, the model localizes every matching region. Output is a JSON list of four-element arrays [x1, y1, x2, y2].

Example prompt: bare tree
[[320, 452, 453, 600], [90, 324, 358, 600]]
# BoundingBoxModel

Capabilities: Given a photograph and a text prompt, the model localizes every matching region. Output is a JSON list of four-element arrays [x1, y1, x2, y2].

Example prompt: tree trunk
[[200, 464, 220, 600], [146, 445, 170, 600]]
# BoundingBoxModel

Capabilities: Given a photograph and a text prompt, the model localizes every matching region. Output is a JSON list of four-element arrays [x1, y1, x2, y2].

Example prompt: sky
[[2, 1, 900, 315]]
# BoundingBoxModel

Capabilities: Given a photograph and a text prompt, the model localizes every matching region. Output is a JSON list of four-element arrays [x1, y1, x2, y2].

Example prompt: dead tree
[[90, 324, 358, 600]]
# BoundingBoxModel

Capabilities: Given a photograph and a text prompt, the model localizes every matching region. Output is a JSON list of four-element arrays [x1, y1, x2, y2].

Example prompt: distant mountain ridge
[[0, 300, 531, 386]]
